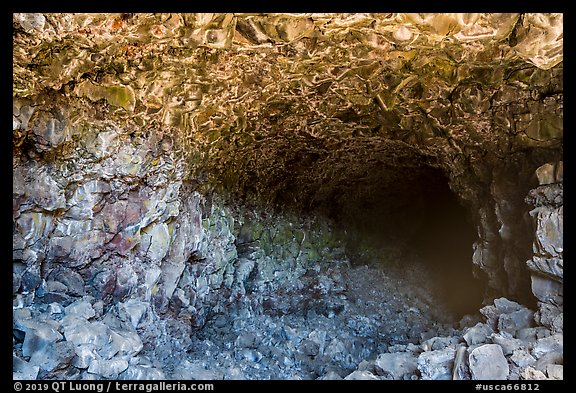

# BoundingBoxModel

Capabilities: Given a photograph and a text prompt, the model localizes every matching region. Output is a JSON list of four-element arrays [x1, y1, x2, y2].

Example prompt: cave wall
[[11, 109, 345, 315], [13, 13, 563, 348], [526, 162, 563, 333]]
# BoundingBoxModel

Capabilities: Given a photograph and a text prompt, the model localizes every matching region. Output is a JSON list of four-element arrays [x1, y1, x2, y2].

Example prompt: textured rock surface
[[469, 344, 509, 380], [374, 352, 418, 380], [525, 162, 563, 334], [13, 12, 563, 305], [417, 347, 455, 380], [13, 13, 562, 380]]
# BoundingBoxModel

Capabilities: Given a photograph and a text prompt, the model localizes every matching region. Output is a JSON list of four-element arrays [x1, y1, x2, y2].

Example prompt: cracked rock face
[[13, 13, 562, 380]]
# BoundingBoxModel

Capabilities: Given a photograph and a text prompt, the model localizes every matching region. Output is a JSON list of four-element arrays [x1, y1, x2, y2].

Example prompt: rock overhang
[[13, 13, 563, 207], [12, 13, 564, 380], [13, 12, 563, 301]]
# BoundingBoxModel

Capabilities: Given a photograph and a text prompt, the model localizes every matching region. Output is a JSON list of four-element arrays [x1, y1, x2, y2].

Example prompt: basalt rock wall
[[13, 13, 563, 380]]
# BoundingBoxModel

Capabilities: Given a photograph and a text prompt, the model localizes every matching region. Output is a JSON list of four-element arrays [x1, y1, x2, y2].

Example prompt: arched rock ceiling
[[13, 13, 563, 209]]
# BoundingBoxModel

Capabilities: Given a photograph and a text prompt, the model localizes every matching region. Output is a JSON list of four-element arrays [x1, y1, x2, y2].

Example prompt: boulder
[[532, 333, 563, 359], [29, 341, 76, 372], [463, 323, 494, 346], [510, 349, 536, 368], [88, 358, 130, 379], [62, 317, 112, 351], [22, 322, 63, 358], [520, 366, 547, 380], [374, 352, 418, 380], [480, 298, 535, 333], [65, 299, 96, 320], [546, 364, 563, 380], [13, 355, 40, 380], [491, 332, 524, 356], [344, 370, 380, 380], [299, 339, 320, 357], [118, 300, 149, 329], [417, 347, 455, 380], [324, 338, 346, 359], [498, 308, 535, 335], [469, 344, 509, 380]]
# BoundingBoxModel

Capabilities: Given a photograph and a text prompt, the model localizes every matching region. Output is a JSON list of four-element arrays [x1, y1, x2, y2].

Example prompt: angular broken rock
[[235, 331, 257, 349], [481, 298, 535, 333], [520, 366, 547, 380], [374, 352, 418, 380], [102, 329, 144, 359], [13, 355, 40, 380], [417, 347, 455, 380], [510, 349, 536, 368], [48, 267, 86, 297], [29, 340, 76, 372], [118, 300, 149, 329], [65, 299, 96, 320], [497, 308, 534, 335], [88, 358, 129, 379], [62, 317, 112, 351], [463, 322, 494, 346], [72, 344, 100, 369], [546, 364, 563, 380], [535, 303, 563, 333], [22, 322, 63, 358], [534, 351, 562, 372], [324, 338, 346, 359], [344, 370, 380, 380], [491, 332, 523, 356], [299, 339, 320, 357], [421, 336, 459, 351], [452, 345, 469, 380], [307, 329, 327, 355], [532, 333, 563, 359], [469, 344, 509, 380], [318, 370, 343, 380], [119, 364, 166, 380], [172, 360, 225, 380]]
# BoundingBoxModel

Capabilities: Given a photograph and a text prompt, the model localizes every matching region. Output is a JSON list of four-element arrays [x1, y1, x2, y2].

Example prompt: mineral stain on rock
[[13, 13, 562, 380]]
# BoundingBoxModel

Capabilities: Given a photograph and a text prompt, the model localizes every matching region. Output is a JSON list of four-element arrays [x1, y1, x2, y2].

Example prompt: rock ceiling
[[13, 13, 563, 211]]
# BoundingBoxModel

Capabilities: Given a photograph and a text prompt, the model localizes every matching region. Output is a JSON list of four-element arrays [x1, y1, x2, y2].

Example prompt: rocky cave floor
[[14, 251, 562, 381], [178, 257, 460, 380]]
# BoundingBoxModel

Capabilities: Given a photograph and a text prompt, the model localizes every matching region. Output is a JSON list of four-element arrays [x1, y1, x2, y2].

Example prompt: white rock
[[546, 364, 563, 380], [318, 370, 343, 380], [62, 318, 112, 351], [469, 344, 509, 380], [72, 344, 100, 369], [463, 322, 494, 346], [491, 332, 523, 355], [375, 352, 418, 380], [417, 347, 455, 380], [520, 366, 547, 380], [119, 364, 165, 380], [22, 323, 63, 358], [510, 349, 536, 368], [65, 299, 96, 319], [119, 300, 149, 329], [88, 358, 129, 379], [532, 333, 563, 359], [344, 370, 380, 380], [324, 338, 346, 359], [13, 355, 40, 380]]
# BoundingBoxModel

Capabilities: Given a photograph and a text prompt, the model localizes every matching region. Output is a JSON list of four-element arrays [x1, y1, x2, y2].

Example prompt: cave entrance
[[333, 165, 487, 321]]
